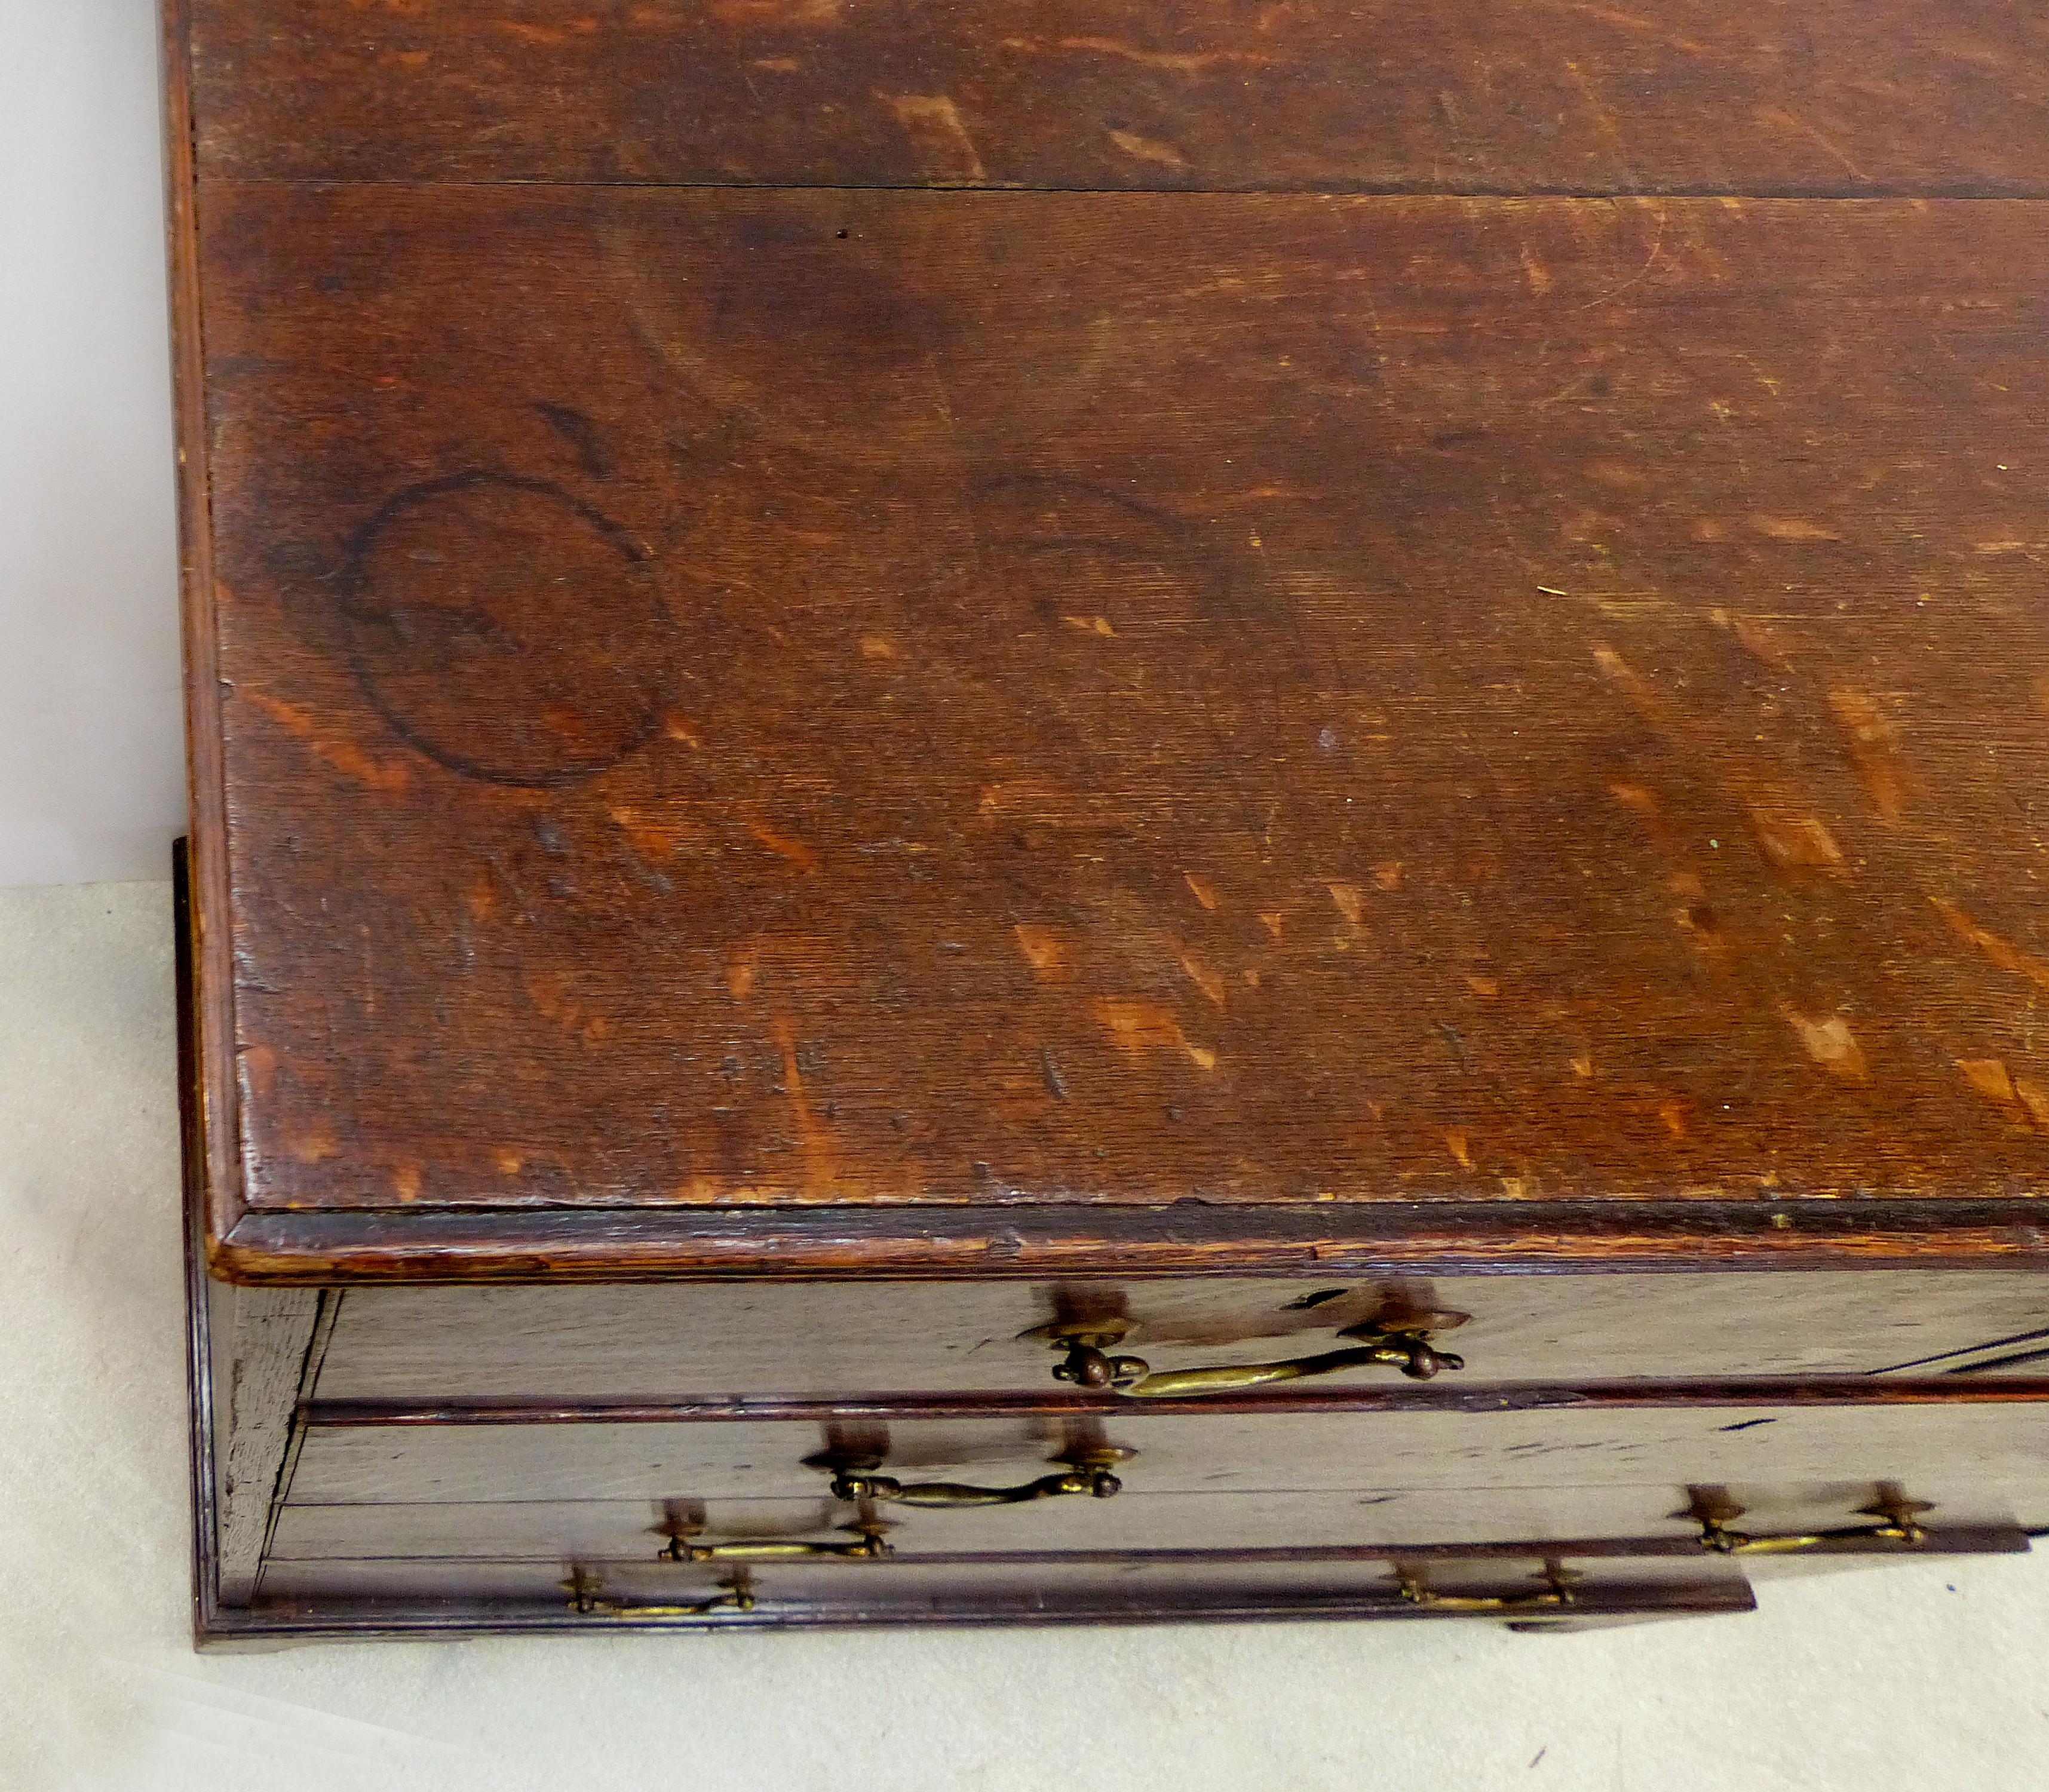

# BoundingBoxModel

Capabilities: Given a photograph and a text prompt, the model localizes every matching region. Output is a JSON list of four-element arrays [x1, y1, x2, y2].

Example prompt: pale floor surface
[[2, 881, 2045, 1792]]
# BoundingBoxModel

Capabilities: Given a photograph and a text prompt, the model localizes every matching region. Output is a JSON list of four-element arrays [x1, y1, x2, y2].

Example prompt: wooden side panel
[[208, 1283, 332, 1601], [196, 185, 2049, 1222], [283, 1403, 2049, 1503], [312, 1272, 2049, 1400], [268, 1480, 2022, 1561], [188, 0, 2049, 194]]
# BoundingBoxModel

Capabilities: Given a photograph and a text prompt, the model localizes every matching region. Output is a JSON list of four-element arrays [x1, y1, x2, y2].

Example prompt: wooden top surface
[[169, 2, 2049, 1278]]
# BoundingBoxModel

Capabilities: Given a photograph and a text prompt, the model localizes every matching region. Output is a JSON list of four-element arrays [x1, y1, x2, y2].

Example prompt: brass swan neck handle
[[1394, 1559, 1581, 1615], [1030, 1309, 1470, 1398], [1685, 1484, 1934, 1555], [660, 1524, 892, 1563], [829, 1447, 1128, 1507], [566, 1569, 757, 1618]]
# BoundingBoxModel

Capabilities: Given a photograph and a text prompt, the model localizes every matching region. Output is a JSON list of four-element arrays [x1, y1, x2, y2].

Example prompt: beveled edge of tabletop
[[174, 846, 2049, 1287]]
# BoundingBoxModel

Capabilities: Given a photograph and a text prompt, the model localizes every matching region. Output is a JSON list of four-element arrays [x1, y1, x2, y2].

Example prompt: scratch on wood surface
[[1957, 1057, 2049, 1130], [1108, 128, 1189, 171], [1753, 105, 1867, 181], [1176, 944, 1229, 1008], [1569, 207, 1667, 311], [246, 691, 411, 793], [1608, 780, 1660, 817], [1752, 515, 1842, 542], [710, 0, 844, 24], [1780, 1005, 1869, 1081], [287, 1120, 338, 1164], [1092, 997, 1217, 1070], [999, 34, 1279, 73], [1827, 691, 1909, 822], [879, 93, 988, 180], [744, 813, 821, 873], [1748, 808, 1844, 872], [727, 941, 761, 1001], [1931, 897, 2049, 993], [1525, 0, 1708, 54], [771, 1011, 838, 1195], [1014, 923, 1071, 980], [1184, 872, 1222, 910], [1713, 609, 1796, 671], [492, 19, 599, 46]]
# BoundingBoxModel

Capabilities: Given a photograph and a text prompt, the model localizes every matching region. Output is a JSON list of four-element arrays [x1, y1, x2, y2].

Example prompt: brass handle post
[[1038, 1311, 1469, 1398]]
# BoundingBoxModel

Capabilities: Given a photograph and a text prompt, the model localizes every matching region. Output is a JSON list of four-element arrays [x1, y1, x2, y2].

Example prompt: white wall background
[[1, 1, 185, 887]]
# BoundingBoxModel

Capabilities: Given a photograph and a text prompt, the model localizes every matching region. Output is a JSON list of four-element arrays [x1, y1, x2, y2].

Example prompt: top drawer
[[312, 1271, 2049, 1403]]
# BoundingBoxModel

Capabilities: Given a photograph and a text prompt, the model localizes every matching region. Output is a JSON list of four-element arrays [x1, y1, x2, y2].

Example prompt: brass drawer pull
[[1685, 1484, 1933, 1555], [832, 1447, 1127, 1507], [660, 1524, 892, 1563], [1395, 1559, 1581, 1615], [1029, 1309, 1469, 1397], [565, 1569, 756, 1618]]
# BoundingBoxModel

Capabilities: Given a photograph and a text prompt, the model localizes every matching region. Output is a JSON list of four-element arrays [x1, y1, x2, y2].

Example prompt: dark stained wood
[[164, 7, 247, 1256], [186, 0, 2049, 195], [213, 1202, 2049, 1282], [191, 184, 2049, 1263], [232, 1554, 1757, 1638]]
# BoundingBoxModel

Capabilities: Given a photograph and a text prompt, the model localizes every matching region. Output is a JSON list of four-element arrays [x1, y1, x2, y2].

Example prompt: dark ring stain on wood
[[337, 470, 665, 789]]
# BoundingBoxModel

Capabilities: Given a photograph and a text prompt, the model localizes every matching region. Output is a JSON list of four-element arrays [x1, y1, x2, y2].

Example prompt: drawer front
[[284, 1403, 2049, 1506], [269, 1480, 2023, 1565], [313, 1272, 2049, 1402], [254, 1551, 1756, 1630]]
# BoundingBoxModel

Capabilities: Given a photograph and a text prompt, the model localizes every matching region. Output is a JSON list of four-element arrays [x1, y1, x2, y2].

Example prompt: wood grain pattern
[[196, 183, 2049, 1237], [311, 1271, 2049, 1400], [282, 1404, 2049, 1504], [208, 1282, 331, 1602], [186, 0, 2049, 195]]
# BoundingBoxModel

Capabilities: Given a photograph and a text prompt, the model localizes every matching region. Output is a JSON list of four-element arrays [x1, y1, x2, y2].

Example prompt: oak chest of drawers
[[167, 0, 2049, 1641]]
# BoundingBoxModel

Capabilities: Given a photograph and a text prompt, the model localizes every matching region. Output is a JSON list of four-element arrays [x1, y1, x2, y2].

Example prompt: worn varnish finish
[[195, 186, 2049, 1238], [170, 0, 2049, 1640], [190, 0, 2049, 195]]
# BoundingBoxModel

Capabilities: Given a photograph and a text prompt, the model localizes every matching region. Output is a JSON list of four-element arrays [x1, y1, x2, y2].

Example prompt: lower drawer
[[270, 1480, 2026, 1564], [284, 1401, 2049, 1505], [253, 1550, 1759, 1631]]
